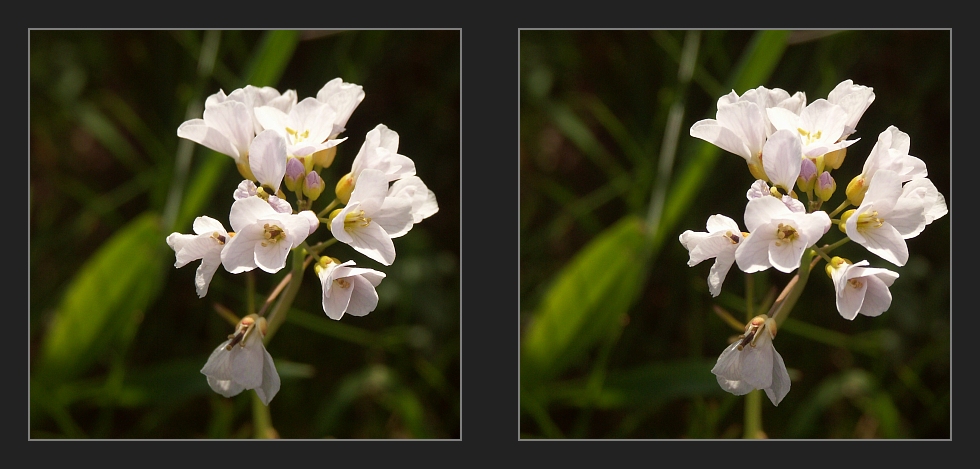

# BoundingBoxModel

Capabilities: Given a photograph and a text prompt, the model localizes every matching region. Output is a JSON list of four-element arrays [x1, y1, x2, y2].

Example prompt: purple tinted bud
[[303, 170, 326, 201], [815, 171, 836, 201], [797, 158, 817, 192], [284, 157, 306, 192]]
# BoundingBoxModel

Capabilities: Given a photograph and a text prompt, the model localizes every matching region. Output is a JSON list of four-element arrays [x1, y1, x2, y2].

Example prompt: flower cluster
[[167, 79, 438, 405], [681, 80, 947, 406]]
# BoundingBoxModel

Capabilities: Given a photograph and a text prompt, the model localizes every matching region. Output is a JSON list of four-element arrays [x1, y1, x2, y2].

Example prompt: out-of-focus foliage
[[30, 30, 459, 439], [520, 30, 949, 439]]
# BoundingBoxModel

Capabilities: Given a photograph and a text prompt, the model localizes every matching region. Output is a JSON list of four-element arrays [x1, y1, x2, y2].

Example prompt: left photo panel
[[30, 29, 460, 439]]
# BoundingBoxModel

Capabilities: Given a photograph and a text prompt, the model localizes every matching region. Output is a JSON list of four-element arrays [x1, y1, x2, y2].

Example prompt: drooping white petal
[[706, 252, 736, 297], [739, 334, 774, 389], [711, 342, 744, 382], [762, 129, 803, 191], [194, 254, 222, 298], [857, 272, 897, 317], [344, 275, 381, 317], [248, 129, 287, 192], [765, 349, 791, 406], [253, 349, 281, 406], [206, 376, 246, 398], [835, 269, 867, 320]]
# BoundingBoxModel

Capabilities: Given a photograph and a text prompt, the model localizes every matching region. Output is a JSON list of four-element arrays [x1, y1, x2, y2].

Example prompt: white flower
[[330, 169, 414, 266], [826, 79, 874, 139], [767, 99, 859, 157], [711, 315, 790, 406], [315, 78, 365, 137], [387, 176, 439, 223], [827, 257, 899, 320], [254, 97, 347, 158], [177, 99, 253, 166], [736, 196, 831, 273], [350, 124, 417, 183], [690, 86, 806, 181], [315, 258, 386, 320], [220, 197, 316, 274], [200, 315, 280, 406], [247, 129, 288, 194], [205, 85, 297, 135], [679, 214, 745, 297], [844, 170, 945, 266], [166, 216, 229, 298]]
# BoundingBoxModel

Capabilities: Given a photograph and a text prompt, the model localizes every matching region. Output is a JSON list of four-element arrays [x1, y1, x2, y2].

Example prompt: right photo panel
[[519, 29, 950, 440]]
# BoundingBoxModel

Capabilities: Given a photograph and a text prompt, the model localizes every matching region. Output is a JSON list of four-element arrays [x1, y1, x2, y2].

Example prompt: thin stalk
[[251, 392, 275, 438], [263, 250, 310, 343], [743, 389, 763, 438], [317, 198, 340, 217], [828, 200, 851, 218]]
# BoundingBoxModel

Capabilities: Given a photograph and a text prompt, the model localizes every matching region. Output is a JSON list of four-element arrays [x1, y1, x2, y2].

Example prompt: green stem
[[264, 249, 308, 344], [769, 249, 819, 328], [827, 200, 851, 219], [251, 391, 275, 438], [743, 389, 763, 438], [317, 198, 340, 217], [745, 272, 755, 320], [306, 238, 338, 256]]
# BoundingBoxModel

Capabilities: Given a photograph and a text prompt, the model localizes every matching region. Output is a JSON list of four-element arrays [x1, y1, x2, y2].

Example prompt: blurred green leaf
[[522, 215, 648, 384], [35, 213, 166, 383], [785, 368, 875, 438], [548, 358, 723, 409]]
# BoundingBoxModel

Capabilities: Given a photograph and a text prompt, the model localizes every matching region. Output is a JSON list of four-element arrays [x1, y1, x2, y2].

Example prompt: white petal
[[706, 252, 736, 297], [705, 214, 740, 233], [253, 349, 280, 406], [228, 196, 276, 233], [762, 129, 803, 191], [858, 222, 909, 266], [744, 196, 790, 232], [253, 237, 291, 274], [202, 101, 254, 158], [193, 216, 227, 236], [765, 349, 791, 406], [248, 129, 287, 192], [201, 341, 236, 380], [194, 251, 222, 297], [206, 376, 245, 398], [344, 275, 380, 316], [857, 272, 897, 317], [711, 342, 744, 381], [735, 229, 774, 273], [375, 196, 415, 239], [346, 222, 397, 266], [690, 120, 752, 161], [348, 169, 389, 214], [220, 224, 264, 274], [738, 337, 774, 389], [716, 101, 767, 158], [768, 235, 806, 273]]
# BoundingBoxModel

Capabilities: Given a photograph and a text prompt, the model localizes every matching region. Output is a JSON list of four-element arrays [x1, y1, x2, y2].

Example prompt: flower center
[[774, 223, 798, 246], [847, 278, 864, 290], [797, 127, 823, 145], [725, 230, 741, 245], [334, 278, 351, 289], [211, 232, 227, 244], [260, 223, 286, 247], [285, 126, 311, 145], [343, 210, 372, 231], [855, 210, 885, 232]]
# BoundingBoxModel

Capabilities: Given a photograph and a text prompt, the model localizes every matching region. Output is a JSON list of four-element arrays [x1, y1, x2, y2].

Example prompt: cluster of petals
[[331, 168, 414, 266], [735, 196, 831, 274]]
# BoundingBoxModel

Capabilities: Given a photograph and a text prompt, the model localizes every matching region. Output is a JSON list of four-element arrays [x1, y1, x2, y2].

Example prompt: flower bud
[[303, 170, 326, 201], [825, 256, 851, 279], [814, 171, 836, 202], [846, 174, 868, 206], [283, 157, 306, 192], [312, 146, 337, 169], [838, 209, 856, 234], [824, 147, 847, 170], [327, 208, 344, 229], [335, 172, 355, 204], [797, 158, 818, 193]]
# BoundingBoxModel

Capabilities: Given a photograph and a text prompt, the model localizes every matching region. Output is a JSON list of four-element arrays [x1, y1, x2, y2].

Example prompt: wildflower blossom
[[314, 258, 386, 320], [826, 257, 899, 320], [166, 216, 229, 297], [712, 315, 790, 406], [200, 315, 280, 405], [679, 214, 745, 297]]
